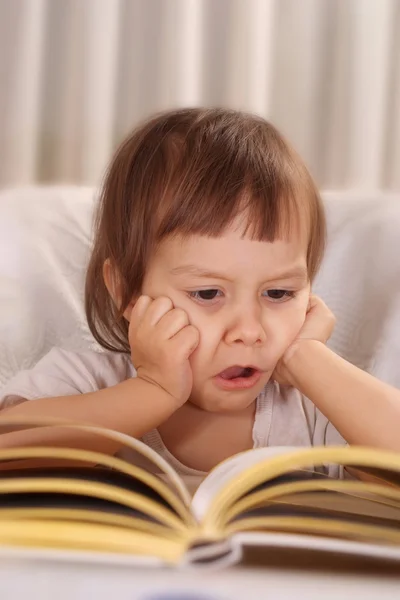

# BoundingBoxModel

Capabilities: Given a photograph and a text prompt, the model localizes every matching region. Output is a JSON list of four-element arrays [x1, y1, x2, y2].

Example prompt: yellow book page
[[0, 445, 195, 529], [225, 515, 400, 546], [192, 447, 298, 520], [0, 476, 189, 532], [350, 466, 400, 487], [222, 479, 400, 527], [223, 493, 400, 541], [0, 507, 185, 540], [0, 417, 192, 506], [0, 519, 189, 565], [202, 446, 400, 533]]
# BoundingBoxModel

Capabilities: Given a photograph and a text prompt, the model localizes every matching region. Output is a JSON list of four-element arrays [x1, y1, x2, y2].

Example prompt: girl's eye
[[188, 289, 222, 303], [264, 289, 295, 302]]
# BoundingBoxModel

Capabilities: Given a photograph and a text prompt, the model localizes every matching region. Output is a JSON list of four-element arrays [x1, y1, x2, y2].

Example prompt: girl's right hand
[[128, 295, 200, 406]]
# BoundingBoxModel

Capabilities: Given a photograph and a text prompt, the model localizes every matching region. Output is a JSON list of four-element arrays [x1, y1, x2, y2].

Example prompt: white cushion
[[0, 186, 100, 385], [1, 186, 400, 388], [314, 190, 400, 386]]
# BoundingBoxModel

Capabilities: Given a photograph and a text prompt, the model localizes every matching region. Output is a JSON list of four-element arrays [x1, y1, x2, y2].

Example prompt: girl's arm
[[0, 378, 180, 455], [275, 294, 400, 452], [283, 338, 400, 452]]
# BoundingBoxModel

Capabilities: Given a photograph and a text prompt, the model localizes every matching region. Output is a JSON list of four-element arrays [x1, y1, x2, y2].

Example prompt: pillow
[[0, 186, 99, 385], [314, 190, 400, 387]]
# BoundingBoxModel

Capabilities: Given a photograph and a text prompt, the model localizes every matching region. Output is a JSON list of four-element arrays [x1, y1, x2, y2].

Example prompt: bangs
[[156, 172, 311, 245], [153, 112, 318, 247]]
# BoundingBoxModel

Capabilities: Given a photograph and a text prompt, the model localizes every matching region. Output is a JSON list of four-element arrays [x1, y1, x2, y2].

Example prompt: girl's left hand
[[273, 295, 335, 385], [291, 294, 335, 344]]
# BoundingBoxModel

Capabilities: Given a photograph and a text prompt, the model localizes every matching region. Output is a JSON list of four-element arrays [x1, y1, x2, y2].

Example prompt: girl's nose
[[224, 308, 267, 347]]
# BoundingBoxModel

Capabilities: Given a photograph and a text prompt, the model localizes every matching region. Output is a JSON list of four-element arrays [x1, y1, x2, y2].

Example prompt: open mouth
[[214, 365, 262, 391], [218, 366, 257, 380]]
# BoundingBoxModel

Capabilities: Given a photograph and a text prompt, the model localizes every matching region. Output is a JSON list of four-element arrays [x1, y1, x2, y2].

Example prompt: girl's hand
[[128, 295, 200, 406], [273, 295, 335, 386]]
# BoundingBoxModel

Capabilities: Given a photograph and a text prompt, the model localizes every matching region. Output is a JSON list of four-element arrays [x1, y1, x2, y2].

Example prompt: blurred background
[[0, 0, 399, 191]]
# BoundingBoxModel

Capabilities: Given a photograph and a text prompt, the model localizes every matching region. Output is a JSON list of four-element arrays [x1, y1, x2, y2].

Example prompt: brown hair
[[85, 107, 325, 353]]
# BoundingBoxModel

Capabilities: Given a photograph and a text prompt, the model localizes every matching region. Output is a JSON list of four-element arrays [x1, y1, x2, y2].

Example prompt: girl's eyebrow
[[170, 265, 233, 281], [170, 264, 308, 282]]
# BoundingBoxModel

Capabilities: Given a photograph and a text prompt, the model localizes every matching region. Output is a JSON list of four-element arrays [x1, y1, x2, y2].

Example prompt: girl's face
[[139, 217, 310, 413]]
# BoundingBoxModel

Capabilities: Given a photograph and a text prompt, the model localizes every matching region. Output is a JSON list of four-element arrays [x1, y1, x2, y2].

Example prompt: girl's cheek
[[179, 300, 210, 330]]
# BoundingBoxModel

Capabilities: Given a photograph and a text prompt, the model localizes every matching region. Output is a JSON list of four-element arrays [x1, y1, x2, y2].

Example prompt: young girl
[[0, 107, 399, 477]]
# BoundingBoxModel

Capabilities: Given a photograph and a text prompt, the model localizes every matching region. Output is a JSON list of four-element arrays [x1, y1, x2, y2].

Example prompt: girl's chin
[[189, 383, 271, 413], [189, 397, 257, 413]]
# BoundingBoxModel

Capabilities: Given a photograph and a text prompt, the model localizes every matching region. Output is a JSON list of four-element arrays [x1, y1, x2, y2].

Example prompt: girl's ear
[[103, 259, 136, 321]]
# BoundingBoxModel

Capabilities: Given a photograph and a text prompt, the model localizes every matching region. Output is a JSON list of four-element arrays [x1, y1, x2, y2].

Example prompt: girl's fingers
[[131, 296, 174, 339], [170, 325, 200, 360], [157, 308, 190, 339], [129, 295, 153, 332], [141, 296, 174, 328]]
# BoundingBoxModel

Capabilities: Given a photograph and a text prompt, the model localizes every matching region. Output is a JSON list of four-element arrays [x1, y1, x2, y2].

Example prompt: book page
[[0, 464, 192, 530], [222, 477, 400, 528], [0, 418, 193, 520], [200, 446, 400, 533], [230, 531, 400, 564], [0, 518, 188, 565], [227, 495, 400, 530], [191, 447, 300, 521]]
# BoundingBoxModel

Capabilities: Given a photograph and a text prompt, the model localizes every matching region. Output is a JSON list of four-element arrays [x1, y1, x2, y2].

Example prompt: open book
[[0, 418, 400, 569]]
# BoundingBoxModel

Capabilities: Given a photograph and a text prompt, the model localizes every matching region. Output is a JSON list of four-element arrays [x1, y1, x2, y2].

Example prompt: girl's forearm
[[0, 378, 178, 455], [283, 340, 400, 451]]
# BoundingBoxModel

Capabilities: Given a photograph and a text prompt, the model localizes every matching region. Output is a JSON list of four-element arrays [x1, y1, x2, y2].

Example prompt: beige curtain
[[0, 0, 399, 191]]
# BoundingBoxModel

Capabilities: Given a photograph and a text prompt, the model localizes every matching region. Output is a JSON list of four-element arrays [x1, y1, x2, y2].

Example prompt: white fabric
[[0, 186, 100, 386], [314, 191, 400, 388], [0, 1, 399, 190], [0, 347, 345, 478]]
